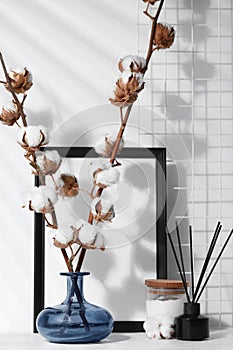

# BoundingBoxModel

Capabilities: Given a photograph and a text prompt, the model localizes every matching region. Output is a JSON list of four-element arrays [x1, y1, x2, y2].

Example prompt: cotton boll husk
[[17, 125, 49, 147], [78, 224, 97, 245], [95, 167, 120, 187], [9, 67, 33, 82]]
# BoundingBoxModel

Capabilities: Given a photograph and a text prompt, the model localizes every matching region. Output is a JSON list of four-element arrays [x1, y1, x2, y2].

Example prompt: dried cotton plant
[[0, 0, 174, 273]]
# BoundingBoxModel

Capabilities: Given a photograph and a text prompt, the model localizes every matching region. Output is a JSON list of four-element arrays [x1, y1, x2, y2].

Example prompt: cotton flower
[[57, 174, 79, 198], [118, 55, 146, 73], [94, 167, 120, 188], [23, 185, 58, 214], [143, 318, 161, 339], [153, 23, 175, 50], [143, 315, 175, 340], [0, 102, 19, 126], [91, 198, 115, 223], [5, 67, 33, 94], [35, 150, 61, 175], [72, 223, 105, 250], [160, 324, 175, 339], [94, 130, 124, 158], [17, 125, 49, 150], [109, 71, 144, 108], [52, 227, 74, 249]]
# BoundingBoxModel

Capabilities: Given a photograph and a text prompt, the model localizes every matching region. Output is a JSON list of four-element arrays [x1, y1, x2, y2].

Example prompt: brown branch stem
[[110, 104, 132, 164], [0, 52, 28, 127], [61, 248, 73, 272], [144, 0, 165, 71]]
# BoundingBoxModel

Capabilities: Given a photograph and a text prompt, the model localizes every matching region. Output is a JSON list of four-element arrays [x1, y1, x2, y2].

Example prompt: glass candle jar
[[145, 279, 187, 321]]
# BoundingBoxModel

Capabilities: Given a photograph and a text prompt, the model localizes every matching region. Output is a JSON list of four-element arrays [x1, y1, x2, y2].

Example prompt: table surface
[[1, 329, 233, 350]]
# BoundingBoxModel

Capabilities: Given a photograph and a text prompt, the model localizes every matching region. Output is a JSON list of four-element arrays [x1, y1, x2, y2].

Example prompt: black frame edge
[[33, 176, 45, 333]]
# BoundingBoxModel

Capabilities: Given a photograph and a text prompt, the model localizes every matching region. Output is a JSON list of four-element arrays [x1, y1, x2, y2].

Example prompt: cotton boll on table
[[143, 314, 175, 339]]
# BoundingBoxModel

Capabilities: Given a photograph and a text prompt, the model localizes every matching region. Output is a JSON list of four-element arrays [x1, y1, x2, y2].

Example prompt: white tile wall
[[138, 0, 233, 327]]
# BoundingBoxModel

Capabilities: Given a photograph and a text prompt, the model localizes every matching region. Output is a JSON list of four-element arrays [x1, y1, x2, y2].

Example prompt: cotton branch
[[144, 0, 165, 71], [75, 0, 166, 273], [0, 52, 28, 127]]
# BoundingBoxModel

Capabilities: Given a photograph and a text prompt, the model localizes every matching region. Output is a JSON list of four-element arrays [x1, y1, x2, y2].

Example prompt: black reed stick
[[193, 222, 221, 302], [196, 229, 233, 303], [189, 225, 195, 302], [167, 231, 191, 303], [175, 221, 187, 286]]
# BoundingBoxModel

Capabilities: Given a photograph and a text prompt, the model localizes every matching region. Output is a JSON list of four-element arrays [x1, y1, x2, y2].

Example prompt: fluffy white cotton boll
[[147, 328, 162, 339], [95, 167, 120, 187], [143, 319, 161, 339], [78, 224, 97, 245], [120, 71, 144, 88], [17, 125, 49, 148], [53, 227, 74, 245], [37, 186, 58, 205], [120, 70, 133, 84], [29, 186, 58, 213], [143, 318, 159, 331], [94, 233, 105, 249], [36, 150, 61, 167], [135, 72, 144, 88], [91, 197, 112, 215], [119, 55, 134, 71], [159, 324, 174, 339], [118, 55, 146, 73], [132, 55, 146, 69], [94, 130, 124, 158]]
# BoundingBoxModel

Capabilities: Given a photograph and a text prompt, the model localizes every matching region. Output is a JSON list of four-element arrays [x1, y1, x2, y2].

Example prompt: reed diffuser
[[167, 222, 233, 341]]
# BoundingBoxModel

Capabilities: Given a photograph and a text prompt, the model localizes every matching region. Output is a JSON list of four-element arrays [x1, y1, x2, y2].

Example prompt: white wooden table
[[1, 329, 233, 350]]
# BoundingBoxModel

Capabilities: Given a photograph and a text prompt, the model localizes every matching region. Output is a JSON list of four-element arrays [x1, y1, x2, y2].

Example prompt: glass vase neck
[[61, 272, 90, 303]]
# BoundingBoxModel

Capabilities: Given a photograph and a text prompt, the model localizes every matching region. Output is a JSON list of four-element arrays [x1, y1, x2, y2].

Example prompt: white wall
[[0, 0, 232, 332]]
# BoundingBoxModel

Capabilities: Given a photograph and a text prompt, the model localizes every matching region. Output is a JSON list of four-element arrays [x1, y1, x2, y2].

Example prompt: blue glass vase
[[36, 272, 114, 343]]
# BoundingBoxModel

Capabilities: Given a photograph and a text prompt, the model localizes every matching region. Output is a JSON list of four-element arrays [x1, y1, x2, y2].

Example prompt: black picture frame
[[34, 147, 167, 333]]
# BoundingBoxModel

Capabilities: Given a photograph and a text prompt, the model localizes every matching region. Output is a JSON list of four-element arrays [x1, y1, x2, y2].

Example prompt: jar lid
[[145, 279, 189, 289]]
